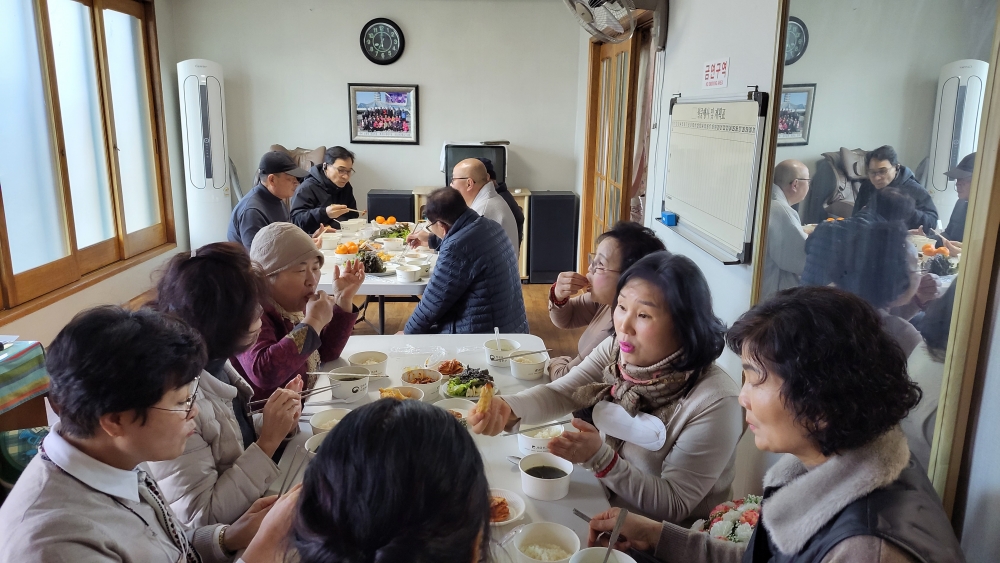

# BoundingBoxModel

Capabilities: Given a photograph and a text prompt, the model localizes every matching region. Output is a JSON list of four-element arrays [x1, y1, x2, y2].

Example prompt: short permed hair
[[727, 286, 921, 455], [149, 243, 267, 360], [47, 306, 207, 438]]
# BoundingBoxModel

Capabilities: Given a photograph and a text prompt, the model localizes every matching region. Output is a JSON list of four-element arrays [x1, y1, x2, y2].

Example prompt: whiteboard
[[662, 96, 767, 263]]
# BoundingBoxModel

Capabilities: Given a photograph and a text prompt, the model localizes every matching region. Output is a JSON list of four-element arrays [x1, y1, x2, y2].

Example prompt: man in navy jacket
[[404, 188, 528, 334], [227, 151, 307, 249]]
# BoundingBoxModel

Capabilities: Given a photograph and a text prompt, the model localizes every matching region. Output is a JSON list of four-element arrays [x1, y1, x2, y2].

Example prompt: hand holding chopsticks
[[250, 377, 303, 457]]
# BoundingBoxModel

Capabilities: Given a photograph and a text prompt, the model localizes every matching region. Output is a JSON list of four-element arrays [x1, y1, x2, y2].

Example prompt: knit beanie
[[249, 222, 324, 276]]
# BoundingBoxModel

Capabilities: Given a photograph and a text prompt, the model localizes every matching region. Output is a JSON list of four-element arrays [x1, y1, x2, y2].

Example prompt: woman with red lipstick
[[235, 222, 364, 402], [471, 252, 742, 526], [586, 287, 962, 563], [548, 222, 665, 380]]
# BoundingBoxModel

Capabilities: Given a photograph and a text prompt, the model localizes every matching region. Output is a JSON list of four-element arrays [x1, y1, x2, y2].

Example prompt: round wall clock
[[785, 17, 808, 65], [360, 18, 404, 65]]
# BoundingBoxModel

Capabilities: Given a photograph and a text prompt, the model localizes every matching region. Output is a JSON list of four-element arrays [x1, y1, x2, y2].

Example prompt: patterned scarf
[[272, 300, 320, 390], [572, 343, 697, 451]]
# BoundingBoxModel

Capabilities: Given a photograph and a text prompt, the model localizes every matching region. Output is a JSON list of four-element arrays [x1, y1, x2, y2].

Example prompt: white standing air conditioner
[[927, 59, 988, 223], [178, 59, 231, 248]]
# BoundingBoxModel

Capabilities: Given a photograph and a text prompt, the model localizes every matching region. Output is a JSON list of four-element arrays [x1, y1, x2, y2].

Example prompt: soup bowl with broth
[[518, 452, 573, 501]]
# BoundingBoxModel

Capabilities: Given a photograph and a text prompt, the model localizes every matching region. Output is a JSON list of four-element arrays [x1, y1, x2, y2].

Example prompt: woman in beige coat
[[548, 221, 665, 379], [145, 243, 302, 527]]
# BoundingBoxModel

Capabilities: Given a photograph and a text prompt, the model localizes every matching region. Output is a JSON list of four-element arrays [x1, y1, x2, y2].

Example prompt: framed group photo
[[348, 83, 419, 145], [777, 83, 816, 146]]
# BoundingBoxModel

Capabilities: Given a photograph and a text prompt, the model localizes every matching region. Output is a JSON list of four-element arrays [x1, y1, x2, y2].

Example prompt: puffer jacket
[[145, 362, 279, 527], [405, 208, 528, 334], [289, 165, 359, 233], [852, 165, 938, 230]]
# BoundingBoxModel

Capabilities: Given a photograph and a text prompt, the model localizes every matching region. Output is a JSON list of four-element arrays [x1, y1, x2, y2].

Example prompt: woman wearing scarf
[[234, 222, 364, 402], [471, 252, 742, 525], [586, 287, 963, 563]]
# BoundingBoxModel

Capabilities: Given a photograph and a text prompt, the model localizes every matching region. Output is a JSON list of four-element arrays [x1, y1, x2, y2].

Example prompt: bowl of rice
[[512, 522, 579, 563], [348, 351, 388, 376], [569, 548, 637, 563], [517, 422, 565, 454], [309, 408, 352, 435], [510, 353, 548, 381]]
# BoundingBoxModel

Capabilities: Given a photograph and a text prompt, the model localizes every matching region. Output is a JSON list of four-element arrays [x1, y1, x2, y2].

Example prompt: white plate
[[489, 488, 526, 526], [439, 382, 501, 400]]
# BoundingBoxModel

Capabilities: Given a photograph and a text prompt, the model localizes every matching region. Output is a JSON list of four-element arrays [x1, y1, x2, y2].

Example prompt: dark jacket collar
[[253, 183, 282, 203], [308, 165, 351, 195], [443, 208, 480, 240]]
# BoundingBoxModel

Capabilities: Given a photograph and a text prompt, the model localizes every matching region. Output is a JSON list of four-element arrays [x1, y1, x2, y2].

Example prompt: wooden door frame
[[579, 32, 643, 273]]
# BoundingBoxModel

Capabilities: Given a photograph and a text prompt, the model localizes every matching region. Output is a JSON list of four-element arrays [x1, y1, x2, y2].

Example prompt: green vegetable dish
[[446, 367, 494, 398], [358, 251, 385, 274], [380, 225, 411, 240]]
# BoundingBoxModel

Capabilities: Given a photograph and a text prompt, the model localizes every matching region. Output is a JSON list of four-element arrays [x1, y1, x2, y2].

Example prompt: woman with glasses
[[145, 243, 303, 528], [471, 252, 742, 527], [548, 221, 665, 380], [0, 306, 289, 562], [290, 146, 362, 234], [851, 145, 938, 231]]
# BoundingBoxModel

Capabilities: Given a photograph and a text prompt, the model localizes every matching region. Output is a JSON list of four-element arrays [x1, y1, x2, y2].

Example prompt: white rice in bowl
[[520, 544, 571, 561], [525, 426, 562, 439]]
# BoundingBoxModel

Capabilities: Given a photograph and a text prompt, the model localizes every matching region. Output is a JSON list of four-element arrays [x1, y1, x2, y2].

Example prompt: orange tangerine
[[375, 216, 386, 224], [936, 246, 950, 257], [386, 216, 397, 225]]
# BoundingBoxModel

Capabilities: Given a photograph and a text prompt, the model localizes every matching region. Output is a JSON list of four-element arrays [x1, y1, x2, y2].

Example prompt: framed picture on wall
[[777, 84, 816, 146], [348, 83, 419, 145]]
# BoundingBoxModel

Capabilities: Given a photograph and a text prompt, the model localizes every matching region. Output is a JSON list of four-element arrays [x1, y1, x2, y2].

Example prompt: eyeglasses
[[794, 178, 811, 184], [588, 253, 620, 274], [334, 167, 355, 176], [149, 376, 200, 418], [451, 176, 470, 184], [868, 166, 896, 179]]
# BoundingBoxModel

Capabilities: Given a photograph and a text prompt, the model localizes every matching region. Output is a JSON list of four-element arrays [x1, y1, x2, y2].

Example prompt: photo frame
[[348, 83, 419, 145], [777, 84, 816, 146]]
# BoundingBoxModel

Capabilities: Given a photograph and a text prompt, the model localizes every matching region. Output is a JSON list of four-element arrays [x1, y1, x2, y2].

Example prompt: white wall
[[643, 0, 784, 496], [779, 0, 994, 176], [164, 0, 583, 212]]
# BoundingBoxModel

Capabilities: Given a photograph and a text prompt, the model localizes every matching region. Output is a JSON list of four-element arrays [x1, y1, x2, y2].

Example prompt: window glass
[[49, 0, 115, 248], [104, 8, 159, 233], [0, 0, 70, 273]]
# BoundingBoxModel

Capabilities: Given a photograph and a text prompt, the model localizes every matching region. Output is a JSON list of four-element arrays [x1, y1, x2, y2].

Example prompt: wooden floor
[[129, 284, 586, 359]]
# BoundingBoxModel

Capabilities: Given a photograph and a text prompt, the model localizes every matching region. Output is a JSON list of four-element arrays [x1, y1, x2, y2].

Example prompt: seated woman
[[235, 222, 364, 400], [0, 306, 285, 562], [289, 146, 360, 233], [470, 252, 742, 526], [145, 243, 304, 526], [587, 286, 963, 563], [241, 399, 491, 563], [548, 221, 665, 380]]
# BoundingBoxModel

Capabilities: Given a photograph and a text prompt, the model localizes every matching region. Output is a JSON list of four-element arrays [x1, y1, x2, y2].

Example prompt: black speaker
[[366, 189, 414, 223], [528, 191, 578, 284]]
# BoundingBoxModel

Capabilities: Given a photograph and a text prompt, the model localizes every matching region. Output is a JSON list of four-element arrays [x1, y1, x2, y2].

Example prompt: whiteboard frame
[[660, 91, 769, 264]]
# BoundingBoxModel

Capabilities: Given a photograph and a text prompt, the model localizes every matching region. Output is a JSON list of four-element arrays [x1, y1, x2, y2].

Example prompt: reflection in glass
[[762, 0, 997, 475], [49, 0, 115, 249], [104, 9, 160, 233], [0, 0, 70, 273]]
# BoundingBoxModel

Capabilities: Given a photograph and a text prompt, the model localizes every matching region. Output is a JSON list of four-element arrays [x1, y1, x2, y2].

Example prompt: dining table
[[271, 333, 612, 547]]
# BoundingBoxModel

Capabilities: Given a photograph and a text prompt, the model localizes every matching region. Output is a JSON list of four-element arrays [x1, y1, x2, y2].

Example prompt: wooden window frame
[[0, 0, 175, 310]]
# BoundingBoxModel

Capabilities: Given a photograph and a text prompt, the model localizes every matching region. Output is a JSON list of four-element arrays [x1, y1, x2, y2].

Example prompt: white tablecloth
[[273, 334, 611, 543]]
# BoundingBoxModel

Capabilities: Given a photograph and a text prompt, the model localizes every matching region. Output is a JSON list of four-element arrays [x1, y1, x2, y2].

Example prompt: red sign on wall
[[703, 58, 729, 89]]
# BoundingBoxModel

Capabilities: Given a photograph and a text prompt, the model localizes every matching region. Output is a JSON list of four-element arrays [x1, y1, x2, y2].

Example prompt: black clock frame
[[360, 17, 404, 65], [784, 16, 809, 66]]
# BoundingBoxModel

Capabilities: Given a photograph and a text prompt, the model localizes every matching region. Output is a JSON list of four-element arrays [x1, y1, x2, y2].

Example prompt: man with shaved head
[[762, 159, 811, 299], [409, 158, 519, 252]]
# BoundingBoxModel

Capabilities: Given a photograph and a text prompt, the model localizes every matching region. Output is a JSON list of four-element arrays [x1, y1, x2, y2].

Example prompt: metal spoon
[[494, 327, 502, 352]]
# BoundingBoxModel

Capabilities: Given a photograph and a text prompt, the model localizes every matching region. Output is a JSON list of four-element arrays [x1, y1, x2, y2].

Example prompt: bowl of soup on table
[[326, 367, 370, 402], [518, 452, 573, 501]]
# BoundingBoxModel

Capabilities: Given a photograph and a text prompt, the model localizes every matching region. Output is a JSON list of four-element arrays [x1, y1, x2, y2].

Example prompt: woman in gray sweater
[[471, 252, 742, 526]]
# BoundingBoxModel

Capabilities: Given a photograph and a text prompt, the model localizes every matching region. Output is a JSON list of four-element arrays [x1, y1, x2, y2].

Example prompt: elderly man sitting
[[409, 159, 519, 252], [228, 151, 309, 249], [404, 187, 528, 334]]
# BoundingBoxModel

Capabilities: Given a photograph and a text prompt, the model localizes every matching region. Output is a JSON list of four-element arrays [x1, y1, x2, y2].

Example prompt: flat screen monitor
[[444, 144, 507, 186]]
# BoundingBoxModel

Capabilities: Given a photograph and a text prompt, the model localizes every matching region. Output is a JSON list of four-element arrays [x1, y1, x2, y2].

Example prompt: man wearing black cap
[[936, 152, 975, 252], [227, 151, 309, 249]]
